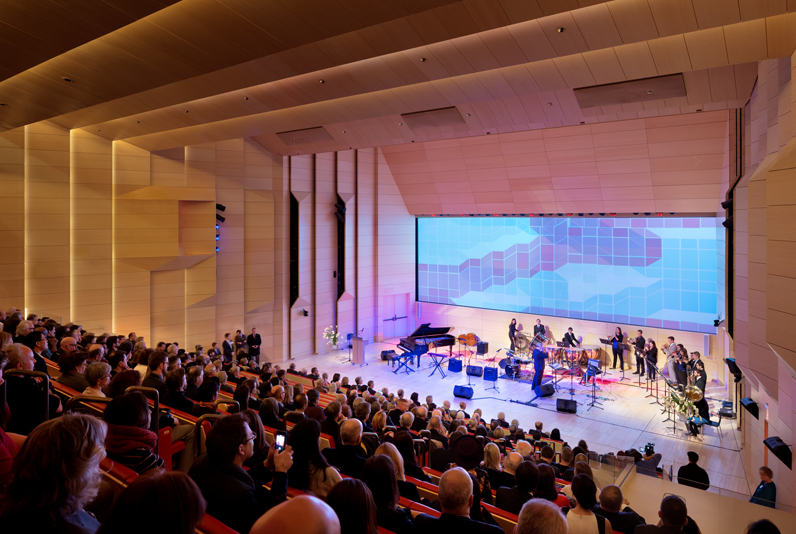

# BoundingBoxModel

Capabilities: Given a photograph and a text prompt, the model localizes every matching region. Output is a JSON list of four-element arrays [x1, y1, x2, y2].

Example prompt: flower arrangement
[[666, 391, 696, 418], [323, 326, 341, 347]]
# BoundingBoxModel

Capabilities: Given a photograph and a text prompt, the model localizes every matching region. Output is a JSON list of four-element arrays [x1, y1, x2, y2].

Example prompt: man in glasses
[[189, 413, 293, 534]]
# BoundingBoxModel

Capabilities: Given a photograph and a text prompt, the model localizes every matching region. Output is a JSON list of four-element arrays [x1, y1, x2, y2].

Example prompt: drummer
[[562, 327, 580, 348]]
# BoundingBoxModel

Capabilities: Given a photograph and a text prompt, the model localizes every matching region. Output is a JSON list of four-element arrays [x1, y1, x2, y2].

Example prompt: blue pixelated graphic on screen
[[417, 217, 719, 333]]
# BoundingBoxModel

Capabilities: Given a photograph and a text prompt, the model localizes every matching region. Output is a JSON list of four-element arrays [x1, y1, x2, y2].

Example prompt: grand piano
[[397, 323, 456, 368]]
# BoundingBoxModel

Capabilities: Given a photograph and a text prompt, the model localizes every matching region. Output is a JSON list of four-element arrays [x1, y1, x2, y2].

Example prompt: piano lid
[[406, 323, 454, 338]]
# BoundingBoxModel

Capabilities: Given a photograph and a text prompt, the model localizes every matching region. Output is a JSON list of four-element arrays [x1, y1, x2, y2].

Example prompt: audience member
[[636, 495, 688, 534], [561, 462, 599, 501], [749, 466, 776, 508], [745, 519, 781, 534], [249, 495, 340, 534], [495, 461, 539, 515], [375, 442, 421, 502], [57, 352, 91, 392], [163, 368, 195, 413], [323, 419, 367, 478], [321, 401, 343, 447], [189, 412, 292, 533], [285, 393, 308, 423], [326, 478, 379, 534], [494, 452, 522, 488], [0, 414, 106, 533], [83, 362, 111, 397], [105, 369, 142, 399], [534, 463, 567, 506], [104, 391, 164, 474], [260, 397, 287, 430], [97, 472, 206, 534], [5, 344, 62, 435], [677, 451, 710, 491], [185, 366, 203, 401], [191, 380, 220, 417], [593, 485, 645, 534], [413, 467, 503, 534], [515, 499, 568, 534], [361, 455, 414, 534], [393, 431, 430, 481], [288, 419, 342, 499], [565, 474, 611, 534]]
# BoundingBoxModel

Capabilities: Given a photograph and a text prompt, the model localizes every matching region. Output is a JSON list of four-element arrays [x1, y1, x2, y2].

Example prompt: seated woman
[[163, 368, 195, 413], [83, 362, 111, 397], [326, 478, 379, 534], [260, 397, 286, 431], [361, 455, 414, 534], [240, 408, 270, 469], [534, 463, 570, 507], [97, 471, 206, 534], [215, 370, 235, 394], [565, 474, 612, 534], [393, 431, 430, 482], [374, 442, 421, 503], [104, 369, 142, 399], [287, 419, 341, 499], [562, 462, 600, 503], [482, 442, 503, 485], [242, 378, 263, 410], [0, 414, 107, 533], [104, 391, 165, 474], [56, 352, 90, 392]]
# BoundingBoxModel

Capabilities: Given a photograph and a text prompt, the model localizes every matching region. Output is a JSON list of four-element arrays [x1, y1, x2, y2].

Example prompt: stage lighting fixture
[[577, 213, 583, 216], [215, 224, 219, 230], [216, 203, 226, 212], [216, 214, 225, 222], [599, 213, 605, 216], [657, 213, 663, 216], [215, 247, 220, 252], [644, 212, 651, 216], [609, 213, 616, 216], [721, 199, 733, 209], [215, 235, 220, 241]]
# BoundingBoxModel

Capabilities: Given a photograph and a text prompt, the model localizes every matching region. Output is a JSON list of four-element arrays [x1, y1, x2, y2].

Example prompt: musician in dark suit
[[533, 319, 545, 338], [632, 330, 646, 377], [687, 360, 710, 437], [531, 348, 548, 390], [563, 327, 579, 347], [644, 340, 658, 380], [222, 333, 234, 361], [246, 328, 261, 364], [609, 326, 625, 371], [635, 495, 689, 534], [508, 318, 517, 352]]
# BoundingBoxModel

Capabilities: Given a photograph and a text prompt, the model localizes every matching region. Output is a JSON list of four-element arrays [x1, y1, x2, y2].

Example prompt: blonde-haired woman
[[482, 442, 501, 470], [371, 411, 389, 437], [375, 442, 421, 502]]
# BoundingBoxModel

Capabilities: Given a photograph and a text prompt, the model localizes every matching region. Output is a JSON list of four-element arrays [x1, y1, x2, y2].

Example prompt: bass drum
[[505, 364, 517, 378], [498, 357, 511, 369]]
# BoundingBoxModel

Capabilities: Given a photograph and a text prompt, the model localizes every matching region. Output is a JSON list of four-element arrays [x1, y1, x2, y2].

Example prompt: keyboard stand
[[427, 352, 447, 378], [393, 354, 416, 375]]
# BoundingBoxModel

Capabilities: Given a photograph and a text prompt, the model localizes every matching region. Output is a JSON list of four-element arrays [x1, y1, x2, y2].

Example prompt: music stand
[[585, 360, 603, 411], [646, 360, 662, 405], [599, 337, 611, 376]]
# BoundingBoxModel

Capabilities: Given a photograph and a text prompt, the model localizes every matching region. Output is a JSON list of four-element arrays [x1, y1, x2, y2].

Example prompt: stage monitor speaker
[[466, 365, 483, 377], [484, 367, 498, 381], [557, 399, 577, 413], [741, 397, 759, 419], [448, 359, 462, 372], [534, 383, 555, 397], [453, 385, 474, 399], [477, 342, 489, 355], [764, 436, 792, 469]]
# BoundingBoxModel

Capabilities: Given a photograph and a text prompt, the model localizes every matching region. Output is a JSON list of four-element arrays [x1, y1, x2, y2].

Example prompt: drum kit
[[498, 332, 546, 379]]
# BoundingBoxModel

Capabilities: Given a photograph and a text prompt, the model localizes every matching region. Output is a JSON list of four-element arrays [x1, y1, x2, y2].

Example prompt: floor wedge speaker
[[535, 383, 555, 397], [466, 365, 483, 377], [453, 385, 474, 399], [557, 399, 577, 413]]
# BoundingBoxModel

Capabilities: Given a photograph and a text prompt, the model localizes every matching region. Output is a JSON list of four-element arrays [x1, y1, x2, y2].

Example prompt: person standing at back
[[247, 328, 262, 364], [677, 452, 710, 491]]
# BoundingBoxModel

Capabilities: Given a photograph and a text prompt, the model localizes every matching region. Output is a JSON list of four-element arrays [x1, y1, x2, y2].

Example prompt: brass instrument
[[683, 363, 703, 401]]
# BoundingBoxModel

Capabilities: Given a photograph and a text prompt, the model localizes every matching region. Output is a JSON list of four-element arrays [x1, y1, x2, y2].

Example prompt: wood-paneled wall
[[733, 52, 796, 510]]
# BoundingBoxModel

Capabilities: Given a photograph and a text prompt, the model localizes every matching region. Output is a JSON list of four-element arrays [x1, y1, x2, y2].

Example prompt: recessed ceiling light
[[137, 120, 141, 124], [486, 132, 491, 135], [420, 57, 427, 62], [466, 113, 471, 117], [580, 121, 585, 124], [398, 122, 403, 126], [293, 138, 297, 141], [97, 129, 101, 132], [411, 140, 415, 143], [185, 110, 189, 113], [646, 90, 653, 95], [319, 79, 325, 84], [62, 77, 74, 82], [342, 130, 346, 133], [556, 27, 565, 33], [547, 102, 553, 106], [349, 147, 352, 149], [243, 96, 249, 100], [0, 102, 6, 107]]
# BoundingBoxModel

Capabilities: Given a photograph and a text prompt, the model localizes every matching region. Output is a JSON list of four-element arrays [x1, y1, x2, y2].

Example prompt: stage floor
[[288, 338, 752, 499]]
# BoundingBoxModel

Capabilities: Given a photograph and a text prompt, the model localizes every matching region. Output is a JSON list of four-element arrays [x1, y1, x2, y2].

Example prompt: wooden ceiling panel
[[497, 0, 545, 23], [538, 12, 591, 56], [553, 55, 597, 88], [582, 49, 627, 85], [691, 0, 742, 28], [648, 0, 700, 36], [724, 19, 769, 64], [506, 21, 558, 62], [479, 28, 531, 67], [684, 27, 729, 70], [462, 0, 512, 31], [571, 4, 624, 50], [607, 0, 660, 44], [738, 0, 787, 21], [766, 12, 796, 58], [647, 35, 693, 75], [614, 42, 659, 80]]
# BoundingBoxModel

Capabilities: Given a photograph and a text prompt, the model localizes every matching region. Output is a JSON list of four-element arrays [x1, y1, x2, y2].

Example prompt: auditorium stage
[[289, 337, 753, 500]]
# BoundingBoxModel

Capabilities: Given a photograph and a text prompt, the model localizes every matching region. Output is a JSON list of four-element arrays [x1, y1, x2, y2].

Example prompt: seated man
[[515, 498, 567, 534], [428, 415, 449, 449], [189, 412, 293, 534], [141, 353, 169, 399], [5, 344, 62, 435], [397, 411, 414, 434], [191, 381, 221, 417], [163, 368, 195, 414], [593, 485, 646, 534], [636, 495, 689, 534], [322, 419, 367, 478], [496, 461, 539, 515], [56, 352, 91, 392], [185, 366, 203, 401], [537, 446, 560, 477], [491, 452, 522, 489], [413, 467, 503, 534], [250, 495, 340, 534], [284, 393, 308, 424], [411, 406, 428, 432]]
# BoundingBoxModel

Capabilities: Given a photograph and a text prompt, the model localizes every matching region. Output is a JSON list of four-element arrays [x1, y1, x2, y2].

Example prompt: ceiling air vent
[[401, 106, 465, 130], [574, 74, 686, 108], [276, 126, 334, 145]]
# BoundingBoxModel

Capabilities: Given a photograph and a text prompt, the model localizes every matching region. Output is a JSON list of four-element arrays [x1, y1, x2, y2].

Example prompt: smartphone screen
[[275, 431, 286, 451]]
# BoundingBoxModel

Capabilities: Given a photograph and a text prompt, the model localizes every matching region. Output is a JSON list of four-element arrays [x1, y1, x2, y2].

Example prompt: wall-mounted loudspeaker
[[741, 397, 759, 419], [763, 436, 792, 469]]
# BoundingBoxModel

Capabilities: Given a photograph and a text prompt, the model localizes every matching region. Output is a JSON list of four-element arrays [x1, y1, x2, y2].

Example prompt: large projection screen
[[417, 217, 719, 334]]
